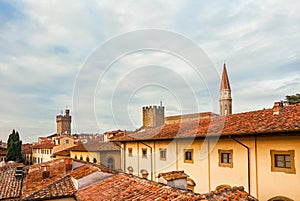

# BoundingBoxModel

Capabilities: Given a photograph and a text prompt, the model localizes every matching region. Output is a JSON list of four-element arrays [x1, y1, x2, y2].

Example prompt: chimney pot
[[273, 102, 284, 115]]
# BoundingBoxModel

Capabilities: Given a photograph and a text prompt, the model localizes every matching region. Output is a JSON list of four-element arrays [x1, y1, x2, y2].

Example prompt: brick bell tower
[[219, 63, 232, 116], [56, 108, 71, 135]]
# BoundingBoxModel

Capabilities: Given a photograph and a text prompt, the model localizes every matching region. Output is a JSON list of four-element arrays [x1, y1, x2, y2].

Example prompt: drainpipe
[[140, 142, 153, 181], [229, 136, 250, 194]]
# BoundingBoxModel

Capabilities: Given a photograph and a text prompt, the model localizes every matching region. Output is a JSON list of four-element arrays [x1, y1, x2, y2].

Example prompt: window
[[66, 139, 69, 144], [80, 156, 83, 160], [142, 148, 147, 158], [75, 155, 77, 159], [86, 157, 90, 162], [93, 158, 97, 163], [271, 150, 295, 174], [107, 157, 115, 169], [159, 148, 167, 160], [184, 149, 193, 163], [218, 150, 233, 168], [128, 148, 133, 157]]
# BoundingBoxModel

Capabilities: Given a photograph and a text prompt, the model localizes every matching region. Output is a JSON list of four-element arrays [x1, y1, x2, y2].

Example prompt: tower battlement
[[56, 109, 71, 135], [142, 103, 165, 128]]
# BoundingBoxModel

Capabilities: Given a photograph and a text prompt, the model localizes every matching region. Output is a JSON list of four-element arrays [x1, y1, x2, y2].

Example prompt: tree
[[6, 129, 23, 162], [284, 93, 300, 105]]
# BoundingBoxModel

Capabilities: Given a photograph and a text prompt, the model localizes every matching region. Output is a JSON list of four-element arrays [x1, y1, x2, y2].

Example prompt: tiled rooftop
[[23, 175, 76, 201], [0, 164, 24, 200], [76, 173, 257, 201], [158, 170, 188, 181], [22, 158, 114, 200], [21, 144, 33, 154], [32, 142, 56, 149], [52, 149, 71, 157], [112, 104, 300, 141], [68, 141, 120, 152]]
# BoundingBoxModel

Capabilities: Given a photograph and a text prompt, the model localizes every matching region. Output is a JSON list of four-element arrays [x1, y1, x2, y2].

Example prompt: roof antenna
[[160, 101, 162, 107]]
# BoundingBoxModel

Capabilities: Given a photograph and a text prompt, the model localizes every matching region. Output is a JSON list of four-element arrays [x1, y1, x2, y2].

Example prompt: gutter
[[229, 136, 251, 194], [140, 142, 153, 181]]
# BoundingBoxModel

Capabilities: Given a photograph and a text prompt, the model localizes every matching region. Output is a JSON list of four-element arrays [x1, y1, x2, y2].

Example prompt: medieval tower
[[56, 109, 71, 135], [142, 102, 165, 128], [219, 63, 232, 116]]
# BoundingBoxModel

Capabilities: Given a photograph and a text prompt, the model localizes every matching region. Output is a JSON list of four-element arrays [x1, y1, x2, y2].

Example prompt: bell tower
[[219, 63, 232, 116]]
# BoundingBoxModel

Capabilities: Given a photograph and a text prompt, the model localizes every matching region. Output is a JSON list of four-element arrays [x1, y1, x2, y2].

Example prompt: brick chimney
[[42, 165, 50, 179], [65, 158, 72, 172], [273, 102, 284, 115]]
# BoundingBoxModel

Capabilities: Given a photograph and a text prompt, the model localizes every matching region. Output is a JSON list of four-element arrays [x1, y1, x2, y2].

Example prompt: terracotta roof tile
[[52, 150, 71, 157], [21, 144, 33, 154], [68, 141, 120, 152], [23, 175, 76, 200], [76, 173, 257, 201], [112, 104, 300, 141], [0, 166, 24, 199], [32, 142, 56, 149], [158, 170, 188, 181], [22, 158, 115, 200]]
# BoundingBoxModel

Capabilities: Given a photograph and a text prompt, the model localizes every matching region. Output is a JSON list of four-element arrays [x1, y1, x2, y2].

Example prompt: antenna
[[160, 101, 162, 107], [61, 110, 63, 114]]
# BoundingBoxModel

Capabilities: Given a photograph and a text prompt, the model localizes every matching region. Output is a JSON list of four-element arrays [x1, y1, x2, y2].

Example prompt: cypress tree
[[6, 130, 23, 162]]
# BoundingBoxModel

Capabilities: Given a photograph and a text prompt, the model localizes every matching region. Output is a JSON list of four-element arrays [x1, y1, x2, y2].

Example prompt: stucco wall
[[256, 136, 300, 201], [121, 135, 300, 199]]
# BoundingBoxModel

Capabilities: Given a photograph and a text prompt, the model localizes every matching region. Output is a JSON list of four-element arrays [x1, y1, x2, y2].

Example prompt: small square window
[[184, 149, 193, 163], [66, 139, 69, 144], [160, 148, 167, 160], [128, 148, 133, 157], [218, 150, 233, 168], [142, 148, 147, 158], [271, 150, 295, 174]]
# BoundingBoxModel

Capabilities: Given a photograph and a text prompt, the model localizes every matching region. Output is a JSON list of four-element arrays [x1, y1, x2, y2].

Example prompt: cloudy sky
[[0, 0, 299, 143]]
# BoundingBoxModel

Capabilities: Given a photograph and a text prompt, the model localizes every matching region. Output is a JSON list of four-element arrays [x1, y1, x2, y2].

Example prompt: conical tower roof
[[220, 63, 231, 91]]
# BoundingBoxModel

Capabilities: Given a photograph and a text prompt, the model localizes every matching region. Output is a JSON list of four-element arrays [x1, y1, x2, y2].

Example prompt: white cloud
[[0, 0, 299, 142]]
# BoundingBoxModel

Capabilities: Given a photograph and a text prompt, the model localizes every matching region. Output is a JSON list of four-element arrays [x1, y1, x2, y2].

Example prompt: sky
[[0, 0, 299, 143]]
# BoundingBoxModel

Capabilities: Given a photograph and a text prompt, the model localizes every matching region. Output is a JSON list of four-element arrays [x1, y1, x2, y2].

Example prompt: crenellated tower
[[56, 109, 71, 135], [142, 102, 165, 128], [219, 63, 232, 116]]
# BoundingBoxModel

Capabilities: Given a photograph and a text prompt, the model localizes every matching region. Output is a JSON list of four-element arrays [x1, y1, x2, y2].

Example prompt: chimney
[[273, 102, 284, 115], [65, 158, 72, 172], [42, 165, 50, 179]]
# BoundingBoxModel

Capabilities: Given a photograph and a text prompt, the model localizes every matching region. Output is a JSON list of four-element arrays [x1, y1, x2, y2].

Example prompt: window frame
[[218, 149, 233, 168], [184, 149, 194, 163], [159, 148, 167, 161], [142, 148, 147, 159], [128, 148, 133, 157], [270, 150, 295, 174]]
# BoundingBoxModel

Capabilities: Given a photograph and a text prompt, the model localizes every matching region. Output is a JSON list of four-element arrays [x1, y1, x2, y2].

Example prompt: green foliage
[[6, 129, 23, 162], [284, 93, 300, 105]]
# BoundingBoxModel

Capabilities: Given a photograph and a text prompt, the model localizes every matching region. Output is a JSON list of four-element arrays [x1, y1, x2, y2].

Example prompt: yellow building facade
[[113, 103, 300, 201]]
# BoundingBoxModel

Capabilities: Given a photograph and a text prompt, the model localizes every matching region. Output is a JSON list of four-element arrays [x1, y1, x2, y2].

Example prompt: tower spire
[[220, 63, 231, 91], [219, 63, 232, 116]]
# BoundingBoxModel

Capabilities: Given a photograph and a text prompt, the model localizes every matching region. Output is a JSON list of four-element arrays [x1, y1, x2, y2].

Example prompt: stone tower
[[56, 109, 71, 135], [219, 63, 232, 116], [142, 102, 165, 128]]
